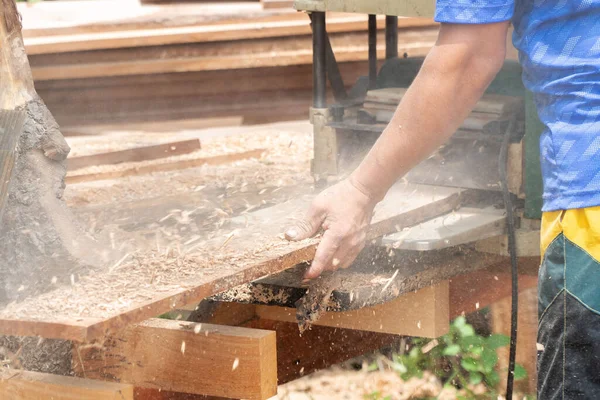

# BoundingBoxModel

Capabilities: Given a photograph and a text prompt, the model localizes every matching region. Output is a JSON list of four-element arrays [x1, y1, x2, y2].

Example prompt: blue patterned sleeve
[[435, 0, 514, 24]]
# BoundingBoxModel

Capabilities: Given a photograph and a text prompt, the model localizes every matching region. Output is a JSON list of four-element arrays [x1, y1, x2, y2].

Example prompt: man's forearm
[[350, 23, 508, 202]]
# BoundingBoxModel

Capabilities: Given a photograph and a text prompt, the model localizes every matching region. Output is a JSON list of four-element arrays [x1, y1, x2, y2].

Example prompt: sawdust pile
[[277, 367, 464, 400]]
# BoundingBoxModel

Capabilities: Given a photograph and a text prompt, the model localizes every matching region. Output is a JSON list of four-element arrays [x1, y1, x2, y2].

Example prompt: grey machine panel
[[294, 0, 436, 17]]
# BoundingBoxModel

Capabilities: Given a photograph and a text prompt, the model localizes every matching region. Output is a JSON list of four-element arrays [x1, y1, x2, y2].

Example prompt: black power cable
[[498, 118, 519, 400]]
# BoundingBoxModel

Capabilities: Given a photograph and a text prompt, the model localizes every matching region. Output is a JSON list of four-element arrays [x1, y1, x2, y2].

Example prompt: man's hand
[[285, 179, 378, 280]]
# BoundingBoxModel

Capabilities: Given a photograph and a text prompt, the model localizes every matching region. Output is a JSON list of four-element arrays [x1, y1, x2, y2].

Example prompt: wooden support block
[[246, 319, 398, 384], [0, 369, 134, 400], [449, 268, 538, 319], [256, 282, 450, 338], [189, 302, 398, 384], [68, 139, 201, 171], [73, 319, 277, 400], [491, 287, 538, 395]]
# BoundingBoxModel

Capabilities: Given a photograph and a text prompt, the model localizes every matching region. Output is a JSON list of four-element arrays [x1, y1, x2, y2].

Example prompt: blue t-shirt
[[435, 0, 600, 211]]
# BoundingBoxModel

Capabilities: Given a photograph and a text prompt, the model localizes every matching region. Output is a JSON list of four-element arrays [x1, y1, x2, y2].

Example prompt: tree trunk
[[0, 0, 110, 305]]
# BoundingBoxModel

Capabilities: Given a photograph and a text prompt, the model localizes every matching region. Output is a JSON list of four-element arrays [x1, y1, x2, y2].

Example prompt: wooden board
[[365, 88, 523, 116], [66, 148, 265, 184], [245, 318, 397, 384], [214, 247, 509, 311], [0, 183, 462, 342], [0, 370, 134, 400], [32, 42, 434, 81], [73, 319, 277, 400], [187, 302, 398, 384], [24, 14, 435, 55], [68, 139, 201, 171], [256, 281, 450, 337]]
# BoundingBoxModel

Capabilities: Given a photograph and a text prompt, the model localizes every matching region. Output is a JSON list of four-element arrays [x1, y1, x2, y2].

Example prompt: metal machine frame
[[296, 0, 544, 219]]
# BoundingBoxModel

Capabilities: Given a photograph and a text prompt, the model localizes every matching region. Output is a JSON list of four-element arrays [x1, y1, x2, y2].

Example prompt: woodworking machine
[[204, 0, 541, 349], [296, 0, 544, 246]]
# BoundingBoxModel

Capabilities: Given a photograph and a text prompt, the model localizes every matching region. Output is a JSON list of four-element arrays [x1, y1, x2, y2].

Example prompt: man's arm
[[286, 21, 510, 279]]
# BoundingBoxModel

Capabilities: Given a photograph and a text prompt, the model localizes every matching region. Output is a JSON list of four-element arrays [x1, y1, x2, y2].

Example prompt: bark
[[0, 1, 111, 305]]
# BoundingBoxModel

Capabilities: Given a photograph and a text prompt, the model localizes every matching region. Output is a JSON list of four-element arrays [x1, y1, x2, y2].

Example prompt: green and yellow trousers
[[539, 207, 600, 398]]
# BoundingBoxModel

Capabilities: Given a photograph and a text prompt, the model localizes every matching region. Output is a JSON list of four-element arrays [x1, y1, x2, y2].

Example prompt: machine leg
[[312, 11, 327, 108], [385, 15, 398, 60], [368, 14, 377, 89]]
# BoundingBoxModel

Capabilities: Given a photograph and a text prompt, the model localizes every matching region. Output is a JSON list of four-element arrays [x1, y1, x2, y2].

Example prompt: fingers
[[304, 230, 341, 280], [285, 202, 325, 241]]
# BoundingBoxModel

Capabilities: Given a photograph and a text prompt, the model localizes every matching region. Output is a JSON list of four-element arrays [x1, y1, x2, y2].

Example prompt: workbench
[[0, 0, 544, 397]]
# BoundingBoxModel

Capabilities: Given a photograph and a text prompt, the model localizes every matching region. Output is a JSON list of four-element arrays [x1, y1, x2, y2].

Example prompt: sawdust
[[0, 232, 317, 323], [64, 122, 313, 207], [277, 367, 463, 400]]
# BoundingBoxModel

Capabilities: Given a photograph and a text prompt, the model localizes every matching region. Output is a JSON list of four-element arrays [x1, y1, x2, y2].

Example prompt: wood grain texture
[[66, 148, 265, 184], [256, 282, 450, 338], [23, 14, 435, 55], [68, 139, 201, 171], [245, 318, 398, 384], [32, 43, 433, 81], [0, 369, 134, 400], [491, 287, 538, 396], [73, 319, 277, 400], [0, 110, 26, 221], [0, 184, 461, 342]]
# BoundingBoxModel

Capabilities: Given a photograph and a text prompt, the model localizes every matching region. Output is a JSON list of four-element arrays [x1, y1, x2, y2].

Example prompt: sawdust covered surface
[[277, 367, 465, 400], [0, 231, 317, 323], [0, 122, 316, 324], [64, 122, 313, 207]]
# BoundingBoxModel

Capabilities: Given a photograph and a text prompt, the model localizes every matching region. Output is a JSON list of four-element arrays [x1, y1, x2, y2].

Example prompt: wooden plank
[[256, 281, 450, 337], [262, 0, 294, 9], [0, 369, 134, 400], [68, 139, 201, 171], [0, 183, 462, 342], [66, 148, 265, 184], [31, 43, 433, 81], [491, 287, 538, 395], [366, 89, 523, 116], [73, 319, 277, 400], [245, 318, 398, 384], [24, 15, 436, 55], [448, 269, 538, 318], [188, 301, 398, 384]]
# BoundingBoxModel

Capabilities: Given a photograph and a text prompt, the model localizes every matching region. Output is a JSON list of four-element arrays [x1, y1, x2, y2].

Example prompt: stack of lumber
[[362, 88, 523, 133], [17, 1, 438, 128]]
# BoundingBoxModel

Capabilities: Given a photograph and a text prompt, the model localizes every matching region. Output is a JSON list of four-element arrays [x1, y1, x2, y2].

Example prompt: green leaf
[[481, 347, 498, 372], [453, 316, 467, 328], [460, 335, 485, 350], [487, 334, 511, 350], [513, 364, 528, 380], [442, 344, 461, 356], [461, 357, 479, 372], [469, 371, 483, 385], [485, 370, 500, 387], [458, 324, 476, 338]]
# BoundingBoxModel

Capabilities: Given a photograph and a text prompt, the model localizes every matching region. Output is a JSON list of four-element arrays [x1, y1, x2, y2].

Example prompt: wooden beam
[[73, 319, 277, 400], [448, 268, 538, 319], [68, 139, 201, 171], [66, 148, 265, 184], [256, 282, 450, 338], [0, 184, 462, 342], [491, 287, 538, 395], [189, 302, 399, 384], [24, 15, 436, 55], [0, 370, 134, 400], [246, 318, 398, 384], [32, 44, 433, 81]]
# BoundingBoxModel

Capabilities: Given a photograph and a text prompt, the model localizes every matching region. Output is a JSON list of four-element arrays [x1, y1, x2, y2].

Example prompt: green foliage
[[367, 316, 528, 400]]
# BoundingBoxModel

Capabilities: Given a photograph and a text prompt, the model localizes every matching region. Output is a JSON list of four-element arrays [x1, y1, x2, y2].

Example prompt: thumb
[[285, 205, 324, 241]]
